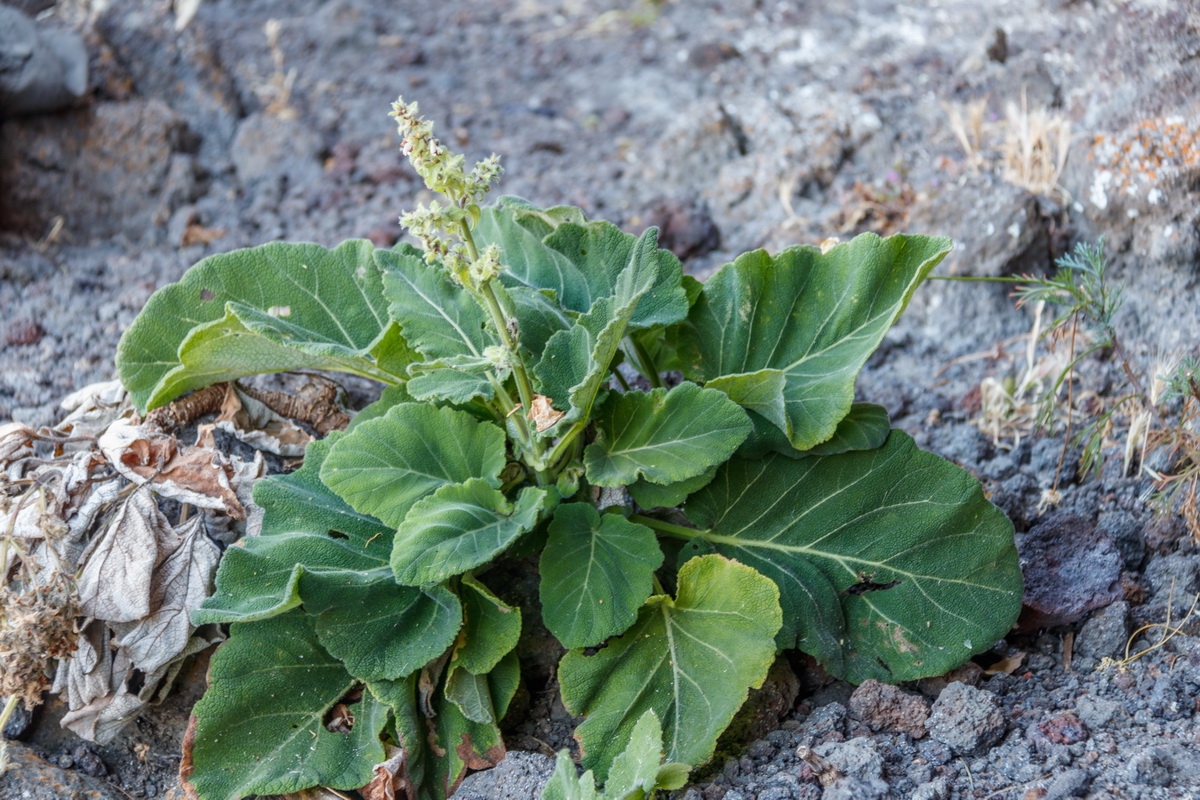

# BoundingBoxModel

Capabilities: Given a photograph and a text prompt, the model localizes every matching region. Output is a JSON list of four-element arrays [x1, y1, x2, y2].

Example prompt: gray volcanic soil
[[3, 1, 1200, 799]]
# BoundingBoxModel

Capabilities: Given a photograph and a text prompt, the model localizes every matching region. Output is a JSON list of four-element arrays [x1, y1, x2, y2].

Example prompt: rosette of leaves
[[117, 120, 1021, 800]]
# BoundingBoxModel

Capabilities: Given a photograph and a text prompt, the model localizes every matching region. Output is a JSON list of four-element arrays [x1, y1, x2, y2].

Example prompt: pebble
[[926, 682, 1007, 754]]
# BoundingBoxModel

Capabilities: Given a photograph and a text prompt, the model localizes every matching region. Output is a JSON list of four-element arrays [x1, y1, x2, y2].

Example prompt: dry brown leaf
[[0, 421, 36, 462], [985, 652, 1027, 676], [99, 420, 245, 519], [361, 744, 406, 800], [214, 384, 313, 457], [76, 490, 163, 623], [111, 515, 221, 673], [528, 394, 565, 433], [181, 222, 227, 246]]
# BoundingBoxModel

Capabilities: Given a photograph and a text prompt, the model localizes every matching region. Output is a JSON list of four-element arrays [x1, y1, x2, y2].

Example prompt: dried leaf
[[99, 419, 245, 518], [111, 515, 221, 673], [60, 380, 127, 413], [0, 421, 36, 462], [528, 394, 565, 433], [984, 652, 1026, 676], [77, 491, 163, 623], [361, 744, 406, 800], [214, 384, 313, 457]]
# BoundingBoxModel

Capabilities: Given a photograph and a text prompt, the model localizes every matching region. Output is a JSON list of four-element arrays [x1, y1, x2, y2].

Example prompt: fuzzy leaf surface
[[739, 402, 890, 460], [377, 247, 493, 362], [391, 480, 552, 585], [539, 504, 664, 648], [584, 384, 752, 487], [321, 404, 507, 529], [455, 575, 522, 675], [118, 240, 405, 412], [628, 466, 718, 510], [682, 233, 951, 450], [559, 555, 781, 781], [187, 612, 388, 800], [684, 430, 1022, 682], [475, 200, 687, 330]]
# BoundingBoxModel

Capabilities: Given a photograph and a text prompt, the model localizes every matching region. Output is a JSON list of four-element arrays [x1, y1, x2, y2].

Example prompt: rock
[[1143, 554, 1200, 610], [910, 777, 950, 800], [0, 741, 128, 800], [1075, 695, 1122, 729], [814, 737, 884, 781], [640, 197, 721, 262], [1016, 515, 1123, 630], [821, 776, 892, 800], [1073, 601, 1129, 667], [4, 317, 45, 346], [1126, 746, 1173, 787], [231, 112, 324, 188], [1031, 713, 1088, 746], [0, 5, 88, 117], [847, 679, 930, 738], [926, 682, 1006, 754], [0, 99, 192, 241], [796, 701, 848, 743], [451, 751, 556, 800], [1043, 768, 1091, 799]]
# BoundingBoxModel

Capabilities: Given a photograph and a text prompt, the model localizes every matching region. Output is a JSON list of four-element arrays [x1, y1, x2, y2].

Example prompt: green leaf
[[509, 286, 573, 357], [407, 368, 495, 405], [455, 575, 522, 675], [559, 555, 781, 781], [682, 233, 951, 450], [320, 404, 507, 529], [371, 653, 519, 800], [605, 710, 672, 800], [738, 402, 890, 460], [347, 383, 416, 431], [684, 430, 1022, 682], [539, 504, 664, 649], [804, 402, 889, 456], [543, 752, 599, 800], [628, 466, 717, 510], [444, 652, 521, 725], [377, 247, 493, 362], [118, 240, 407, 412], [194, 434, 395, 624], [303, 574, 462, 682], [584, 384, 752, 487], [187, 613, 388, 800], [475, 200, 687, 331], [392, 480, 552, 585]]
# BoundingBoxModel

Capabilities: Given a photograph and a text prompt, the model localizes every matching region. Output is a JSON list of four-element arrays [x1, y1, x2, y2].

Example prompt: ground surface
[[2, 1, 1200, 798]]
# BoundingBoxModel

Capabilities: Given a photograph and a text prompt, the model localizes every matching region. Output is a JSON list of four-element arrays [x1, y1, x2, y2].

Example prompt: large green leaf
[[118, 240, 409, 412], [539, 504, 664, 648], [584, 384, 752, 487], [559, 555, 781, 780], [194, 434, 395, 624], [628, 466, 718, 510], [391, 480, 552, 585], [194, 436, 463, 682], [303, 573, 462, 682], [377, 246, 493, 362], [682, 233, 951, 450], [684, 430, 1022, 682], [320, 404, 507, 529], [455, 575, 522, 675], [187, 612, 388, 800], [738, 402, 891, 460], [533, 228, 668, 429], [474, 199, 687, 331]]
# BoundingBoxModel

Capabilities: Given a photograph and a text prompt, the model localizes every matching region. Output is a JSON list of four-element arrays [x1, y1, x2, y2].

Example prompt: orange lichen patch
[[1086, 112, 1200, 201]]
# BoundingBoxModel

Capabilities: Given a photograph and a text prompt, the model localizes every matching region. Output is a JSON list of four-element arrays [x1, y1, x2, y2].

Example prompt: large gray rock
[[451, 751, 556, 800], [0, 741, 128, 800], [926, 682, 1007, 755], [0, 5, 88, 117]]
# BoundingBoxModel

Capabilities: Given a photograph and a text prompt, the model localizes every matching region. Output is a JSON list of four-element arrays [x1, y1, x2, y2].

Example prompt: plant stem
[[0, 694, 21, 774], [545, 421, 586, 470], [630, 514, 705, 541], [651, 574, 667, 595], [628, 336, 664, 389]]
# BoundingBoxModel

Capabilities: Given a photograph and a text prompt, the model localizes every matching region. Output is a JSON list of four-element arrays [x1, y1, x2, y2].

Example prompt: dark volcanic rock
[[1016, 514, 1123, 630]]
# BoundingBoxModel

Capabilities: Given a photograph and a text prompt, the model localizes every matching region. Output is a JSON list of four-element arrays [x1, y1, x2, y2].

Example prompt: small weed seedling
[[115, 98, 1022, 800]]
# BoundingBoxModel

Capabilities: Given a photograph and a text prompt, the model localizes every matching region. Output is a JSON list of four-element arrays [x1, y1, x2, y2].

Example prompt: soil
[[3, 1, 1200, 799]]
